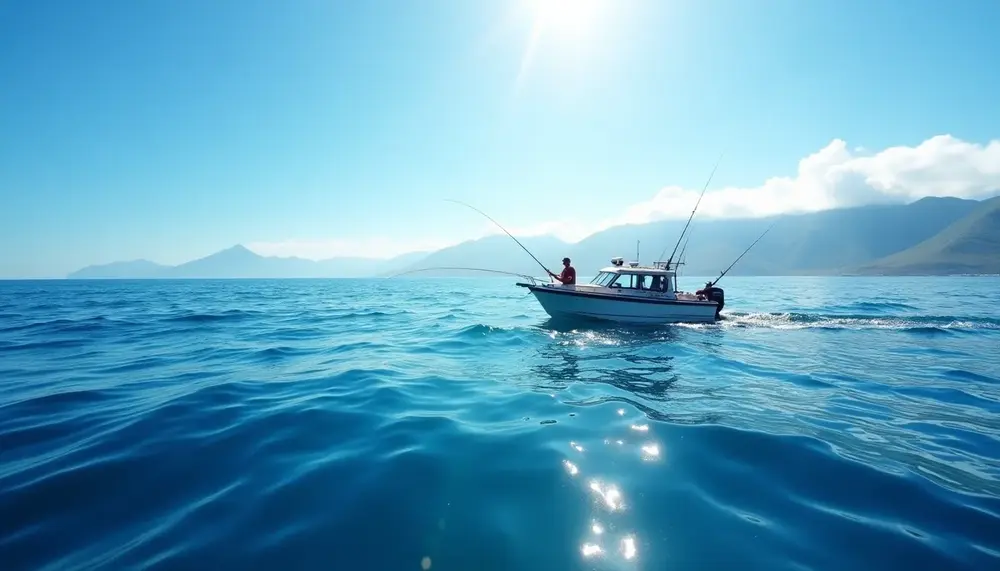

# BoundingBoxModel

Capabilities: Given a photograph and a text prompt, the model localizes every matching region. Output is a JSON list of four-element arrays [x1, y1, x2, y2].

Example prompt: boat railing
[[514, 274, 553, 288], [519, 275, 549, 286]]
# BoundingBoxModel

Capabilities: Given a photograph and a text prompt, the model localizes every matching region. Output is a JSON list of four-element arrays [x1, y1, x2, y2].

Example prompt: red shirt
[[557, 266, 576, 285]]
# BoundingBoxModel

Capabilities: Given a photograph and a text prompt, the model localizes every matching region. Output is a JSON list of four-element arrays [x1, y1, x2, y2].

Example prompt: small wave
[[944, 369, 1000, 385], [1, 338, 90, 352], [415, 323, 535, 353], [905, 326, 955, 336], [458, 324, 508, 337], [251, 346, 314, 361], [0, 316, 131, 335], [164, 309, 259, 323], [95, 356, 174, 374], [832, 301, 921, 312]]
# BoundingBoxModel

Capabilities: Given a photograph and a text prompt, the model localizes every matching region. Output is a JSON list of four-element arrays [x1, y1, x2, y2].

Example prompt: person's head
[[562, 257, 571, 267]]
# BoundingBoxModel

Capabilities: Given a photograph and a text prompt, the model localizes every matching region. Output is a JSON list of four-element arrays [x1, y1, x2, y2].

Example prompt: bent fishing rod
[[444, 199, 555, 277], [388, 266, 542, 282], [711, 221, 777, 286], [657, 152, 724, 268]]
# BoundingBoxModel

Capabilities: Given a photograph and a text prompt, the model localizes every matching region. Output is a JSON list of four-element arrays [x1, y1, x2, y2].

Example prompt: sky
[[1, 0, 998, 278]]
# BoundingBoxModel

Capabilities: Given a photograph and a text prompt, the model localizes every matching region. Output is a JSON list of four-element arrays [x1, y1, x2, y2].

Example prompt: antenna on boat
[[444, 199, 554, 277], [636, 240, 640, 265], [711, 220, 777, 286], [656, 153, 723, 269]]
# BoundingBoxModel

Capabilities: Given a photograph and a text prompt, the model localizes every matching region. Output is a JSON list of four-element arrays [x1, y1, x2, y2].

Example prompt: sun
[[515, 0, 612, 86], [528, 0, 603, 38], [514, 0, 612, 91]]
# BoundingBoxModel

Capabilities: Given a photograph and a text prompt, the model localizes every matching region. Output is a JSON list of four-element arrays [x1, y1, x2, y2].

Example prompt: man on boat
[[549, 257, 576, 285], [696, 281, 714, 299], [697, 280, 725, 318]]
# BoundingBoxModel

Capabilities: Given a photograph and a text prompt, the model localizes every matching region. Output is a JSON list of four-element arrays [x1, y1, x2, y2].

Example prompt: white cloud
[[613, 134, 1000, 225], [250, 135, 1000, 257]]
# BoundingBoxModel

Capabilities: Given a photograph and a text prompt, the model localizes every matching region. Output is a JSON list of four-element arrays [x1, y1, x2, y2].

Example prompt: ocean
[[1, 276, 998, 570]]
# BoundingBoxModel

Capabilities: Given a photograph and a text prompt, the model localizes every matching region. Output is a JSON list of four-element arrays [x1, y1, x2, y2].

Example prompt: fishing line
[[388, 266, 543, 283], [658, 152, 724, 266], [675, 232, 692, 288], [444, 199, 555, 277], [712, 220, 777, 286]]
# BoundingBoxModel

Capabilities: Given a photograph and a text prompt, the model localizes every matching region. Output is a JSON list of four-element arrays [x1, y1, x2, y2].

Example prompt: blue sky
[[1, 0, 998, 277]]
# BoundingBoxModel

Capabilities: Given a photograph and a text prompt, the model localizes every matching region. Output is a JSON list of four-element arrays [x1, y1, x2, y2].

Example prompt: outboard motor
[[705, 286, 725, 319]]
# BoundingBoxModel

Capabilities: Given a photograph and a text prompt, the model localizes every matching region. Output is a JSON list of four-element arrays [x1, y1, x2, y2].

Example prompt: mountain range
[[67, 196, 1000, 279], [67, 247, 428, 279]]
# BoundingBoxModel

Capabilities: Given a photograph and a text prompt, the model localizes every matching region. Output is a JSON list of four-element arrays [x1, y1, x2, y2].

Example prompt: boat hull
[[523, 285, 719, 324]]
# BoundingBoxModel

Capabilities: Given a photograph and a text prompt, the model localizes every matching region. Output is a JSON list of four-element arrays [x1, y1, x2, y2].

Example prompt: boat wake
[[712, 312, 1000, 332]]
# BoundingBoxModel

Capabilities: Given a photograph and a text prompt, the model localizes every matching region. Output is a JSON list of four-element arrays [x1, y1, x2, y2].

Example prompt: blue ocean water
[[1, 276, 999, 571]]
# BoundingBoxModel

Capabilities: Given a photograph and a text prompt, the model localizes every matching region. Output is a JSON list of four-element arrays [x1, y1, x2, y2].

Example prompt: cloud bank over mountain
[[631, 135, 1000, 220], [500, 134, 1000, 245]]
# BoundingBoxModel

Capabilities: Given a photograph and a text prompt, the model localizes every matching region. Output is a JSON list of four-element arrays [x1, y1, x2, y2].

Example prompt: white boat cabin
[[583, 257, 680, 297]]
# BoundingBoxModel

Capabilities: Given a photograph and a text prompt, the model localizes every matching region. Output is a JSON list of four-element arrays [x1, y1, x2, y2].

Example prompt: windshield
[[590, 272, 616, 286]]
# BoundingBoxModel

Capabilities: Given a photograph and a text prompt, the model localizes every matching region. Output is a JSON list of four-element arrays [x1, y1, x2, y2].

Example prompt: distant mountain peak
[[209, 244, 260, 259], [66, 258, 168, 279]]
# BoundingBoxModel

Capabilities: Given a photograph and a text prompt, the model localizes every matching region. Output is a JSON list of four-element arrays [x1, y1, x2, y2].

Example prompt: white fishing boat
[[516, 257, 724, 324], [435, 173, 773, 325]]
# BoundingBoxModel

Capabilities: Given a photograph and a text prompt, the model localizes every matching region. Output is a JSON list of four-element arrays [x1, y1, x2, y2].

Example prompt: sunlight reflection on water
[[563, 400, 666, 568]]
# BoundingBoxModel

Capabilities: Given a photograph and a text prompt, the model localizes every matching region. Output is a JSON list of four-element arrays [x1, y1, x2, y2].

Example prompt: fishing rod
[[387, 266, 542, 282], [444, 199, 554, 277], [677, 234, 691, 268], [711, 221, 777, 286], [657, 152, 723, 268], [675, 234, 691, 287]]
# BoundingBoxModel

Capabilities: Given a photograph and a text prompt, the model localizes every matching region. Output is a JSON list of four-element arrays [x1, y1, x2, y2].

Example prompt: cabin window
[[621, 274, 653, 289], [611, 274, 652, 289], [649, 275, 671, 292], [610, 273, 671, 291], [591, 272, 616, 287]]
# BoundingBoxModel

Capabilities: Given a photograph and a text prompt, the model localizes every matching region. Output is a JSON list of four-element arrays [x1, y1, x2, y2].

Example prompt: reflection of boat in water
[[516, 257, 724, 324]]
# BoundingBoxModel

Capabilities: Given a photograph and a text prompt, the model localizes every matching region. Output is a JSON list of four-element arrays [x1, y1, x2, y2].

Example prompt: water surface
[[1, 276, 998, 570]]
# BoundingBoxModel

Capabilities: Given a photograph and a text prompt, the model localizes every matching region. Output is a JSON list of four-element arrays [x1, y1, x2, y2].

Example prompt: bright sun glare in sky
[[517, 0, 606, 89], [529, 0, 603, 37]]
